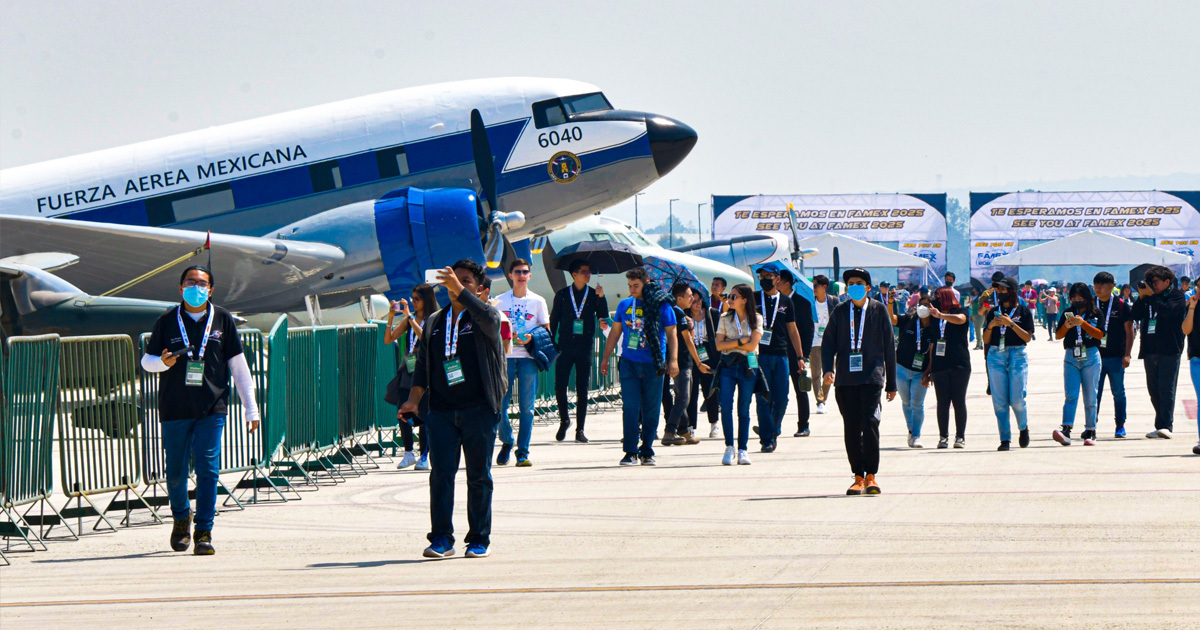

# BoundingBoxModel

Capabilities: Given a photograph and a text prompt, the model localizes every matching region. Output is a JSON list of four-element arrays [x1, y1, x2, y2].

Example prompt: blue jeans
[[986, 346, 1029, 442], [755, 353, 790, 444], [426, 404, 498, 547], [1062, 347, 1101, 430], [896, 365, 928, 437], [618, 358, 664, 457], [499, 357, 538, 458], [1191, 359, 1200, 439], [1096, 356, 1127, 427], [161, 414, 225, 531], [720, 364, 756, 450]]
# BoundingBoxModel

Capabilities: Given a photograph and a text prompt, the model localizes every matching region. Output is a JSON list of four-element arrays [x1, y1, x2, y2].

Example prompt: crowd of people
[[140, 258, 1200, 559]]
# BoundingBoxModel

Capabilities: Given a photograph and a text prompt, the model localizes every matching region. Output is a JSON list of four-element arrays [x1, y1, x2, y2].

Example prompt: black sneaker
[[555, 421, 570, 442], [496, 443, 512, 465], [1052, 426, 1072, 446], [575, 431, 588, 444], [193, 529, 215, 556], [1081, 429, 1097, 446], [170, 514, 192, 552], [619, 453, 639, 466], [1019, 429, 1030, 448], [937, 437, 949, 449], [997, 441, 1011, 451], [761, 441, 776, 453], [640, 455, 657, 466], [752, 426, 760, 436]]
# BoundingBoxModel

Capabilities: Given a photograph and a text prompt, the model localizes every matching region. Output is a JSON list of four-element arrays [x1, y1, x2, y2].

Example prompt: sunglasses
[[511, 270, 531, 276]]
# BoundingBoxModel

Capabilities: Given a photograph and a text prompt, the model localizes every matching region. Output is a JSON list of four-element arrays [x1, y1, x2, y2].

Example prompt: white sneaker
[[910, 436, 924, 449], [722, 446, 735, 466], [1157, 428, 1174, 439], [737, 449, 751, 465], [396, 451, 418, 469], [816, 403, 826, 414], [1145, 431, 1161, 439], [414, 454, 430, 471], [709, 424, 720, 439], [906, 436, 914, 448]]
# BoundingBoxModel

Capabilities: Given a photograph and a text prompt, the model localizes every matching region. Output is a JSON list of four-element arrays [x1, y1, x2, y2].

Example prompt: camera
[[1138, 281, 1148, 289]]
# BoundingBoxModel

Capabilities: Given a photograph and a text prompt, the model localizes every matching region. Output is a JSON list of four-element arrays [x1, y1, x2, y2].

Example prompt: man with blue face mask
[[821, 268, 897, 496], [141, 265, 259, 556]]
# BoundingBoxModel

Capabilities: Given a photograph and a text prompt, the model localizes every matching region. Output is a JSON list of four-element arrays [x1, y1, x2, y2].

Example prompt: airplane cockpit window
[[8, 266, 82, 316], [561, 93, 612, 115], [611, 233, 637, 247], [532, 99, 568, 129], [589, 232, 615, 241], [624, 230, 655, 247]]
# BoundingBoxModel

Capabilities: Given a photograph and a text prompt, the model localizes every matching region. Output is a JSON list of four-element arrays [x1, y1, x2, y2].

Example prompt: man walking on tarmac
[[549, 260, 608, 443], [142, 265, 260, 556], [495, 258, 551, 467]]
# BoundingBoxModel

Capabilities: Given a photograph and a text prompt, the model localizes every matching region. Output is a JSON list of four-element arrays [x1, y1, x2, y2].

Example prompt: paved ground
[[4, 335, 1200, 629]]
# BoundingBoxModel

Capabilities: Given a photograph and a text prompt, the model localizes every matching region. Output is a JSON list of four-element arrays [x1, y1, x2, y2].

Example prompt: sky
[[2, 0, 1198, 242]]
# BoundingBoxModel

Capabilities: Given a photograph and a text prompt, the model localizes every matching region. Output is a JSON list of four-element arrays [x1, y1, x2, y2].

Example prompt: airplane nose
[[646, 115, 697, 177]]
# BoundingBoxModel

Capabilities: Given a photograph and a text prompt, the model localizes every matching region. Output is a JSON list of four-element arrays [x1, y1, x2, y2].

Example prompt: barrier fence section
[[331, 325, 380, 474], [55, 335, 160, 531], [366, 321, 401, 457], [1, 334, 69, 552]]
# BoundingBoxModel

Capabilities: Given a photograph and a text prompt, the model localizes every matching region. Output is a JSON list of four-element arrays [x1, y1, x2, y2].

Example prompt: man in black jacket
[[1132, 265, 1187, 439], [822, 268, 897, 496], [403, 259, 507, 560], [777, 270, 814, 438], [549, 260, 608, 443]]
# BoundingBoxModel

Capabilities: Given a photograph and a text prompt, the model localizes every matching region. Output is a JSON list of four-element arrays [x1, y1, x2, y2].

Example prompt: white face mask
[[916, 305, 931, 319]]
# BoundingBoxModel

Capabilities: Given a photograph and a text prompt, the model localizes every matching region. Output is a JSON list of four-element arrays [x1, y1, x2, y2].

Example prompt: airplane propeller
[[470, 109, 525, 269]]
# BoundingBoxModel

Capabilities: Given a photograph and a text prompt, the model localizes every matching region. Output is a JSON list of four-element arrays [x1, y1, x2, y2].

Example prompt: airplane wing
[[0, 215, 345, 311]]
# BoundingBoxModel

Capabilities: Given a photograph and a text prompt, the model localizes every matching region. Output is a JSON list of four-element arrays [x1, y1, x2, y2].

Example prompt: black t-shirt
[[145, 304, 244, 422], [1056, 305, 1102, 349], [755, 290, 795, 356], [895, 311, 932, 372], [928, 308, 971, 373], [984, 304, 1034, 348], [672, 305, 694, 370], [428, 310, 488, 412], [1189, 306, 1200, 359], [1095, 296, 1133, 358]]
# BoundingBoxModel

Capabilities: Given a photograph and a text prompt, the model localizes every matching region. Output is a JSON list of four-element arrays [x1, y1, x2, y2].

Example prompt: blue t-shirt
[[614, 296, 677, 364]]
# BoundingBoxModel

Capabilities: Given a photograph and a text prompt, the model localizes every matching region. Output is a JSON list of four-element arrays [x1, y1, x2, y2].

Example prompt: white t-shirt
[[814, 299, 830, 347], [496, 290, 550, 359]]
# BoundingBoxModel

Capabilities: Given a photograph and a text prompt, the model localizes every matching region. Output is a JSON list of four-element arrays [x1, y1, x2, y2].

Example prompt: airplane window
[[9, 267, 81, 316], [562, 93, 612, 115], [589, 232, 615, 241], [532, 99, 568, 129], [375, 146, 410, 178], [612, 233, 637, 247], [624, 231, 655, 247], [172, 188, 236, 223]]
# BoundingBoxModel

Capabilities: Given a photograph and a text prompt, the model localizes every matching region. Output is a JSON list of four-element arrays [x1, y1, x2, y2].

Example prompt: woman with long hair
[[385, 283, 437, 470], [983, 277, 1035, 451], [1052, 283, 1105, 446], [923, 287, 972, 448], [715, 283, 762, 465]]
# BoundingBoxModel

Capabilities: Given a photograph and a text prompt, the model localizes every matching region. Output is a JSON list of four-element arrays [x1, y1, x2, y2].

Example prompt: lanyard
[[761, 292, 779, 328], [407, 324, 418, 355], [848, 302, 868, 352], [694, 314, 706, 345], [176, 305, 215, 361], [1097, 298, 1114, 332], [914, 314, 922, 346], [732, 312, 746, 338], [1149, 305, 1156, 321], [939, 318, 947, 339], [443, 309, 466, 359], [570, 285, 589, 319], [999, 307, 1018, 337]]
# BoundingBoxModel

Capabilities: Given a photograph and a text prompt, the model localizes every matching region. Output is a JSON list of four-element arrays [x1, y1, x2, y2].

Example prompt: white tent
[[796, 232, 936, 282], [992, 230, 1192, 267]]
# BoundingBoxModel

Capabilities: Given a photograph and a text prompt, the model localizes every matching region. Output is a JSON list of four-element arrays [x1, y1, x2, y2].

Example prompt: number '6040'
[[538, 127, 583, 148]]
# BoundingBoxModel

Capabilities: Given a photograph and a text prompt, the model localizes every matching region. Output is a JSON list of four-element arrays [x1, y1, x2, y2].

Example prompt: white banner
[[714, 194, 947, 243], [972, 239, 1018, 274], [1156, 238, 1200, 259], [970, 191, 1199, 279]]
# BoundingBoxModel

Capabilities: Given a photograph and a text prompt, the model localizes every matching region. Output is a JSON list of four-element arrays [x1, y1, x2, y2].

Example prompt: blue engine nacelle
[[270, 187, 486, 309]]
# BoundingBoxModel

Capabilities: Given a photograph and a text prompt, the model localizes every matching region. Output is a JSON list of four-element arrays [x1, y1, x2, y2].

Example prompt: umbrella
[[643, 255, 709, 306], [1031, 278, 1049, 287], [552, 240, 643, 274], [752, 260, 818, 322]]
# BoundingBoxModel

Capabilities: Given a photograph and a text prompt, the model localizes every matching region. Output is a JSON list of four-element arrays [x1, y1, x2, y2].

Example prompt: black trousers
[[789, 356, 811, 432], [834, 384, 882, 476], [555, 343, 592, 430], [1144, 353, 1180, 431], [932, 370, 970, 439], [691, 366, 718, 427]]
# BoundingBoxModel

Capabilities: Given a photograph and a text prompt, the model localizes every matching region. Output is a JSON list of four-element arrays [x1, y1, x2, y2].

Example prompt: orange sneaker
[[864, 474, 881, 495], [846, 475, 865, 495]]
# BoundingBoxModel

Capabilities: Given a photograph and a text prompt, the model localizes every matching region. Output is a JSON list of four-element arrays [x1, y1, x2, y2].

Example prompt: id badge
[[573, 319, 584, 335], [626, 331, 641, 350], [405, 354, 417, 372], [999, 337, 1006, 350], [936, 340, 947, 357], [747, 352, 759, 370], [1073, 344, 1083, 358], [1148, 319, 1157, 335], [912, 353, 925, 370], [1100, 334, 1108, 349], [697, 347, 709, 363], [185, 361, 205, 387], [849, 353, 864, 372], [444, 358, 465, 385], [760, 329, 773, 345], [818, 325, 826, 338]]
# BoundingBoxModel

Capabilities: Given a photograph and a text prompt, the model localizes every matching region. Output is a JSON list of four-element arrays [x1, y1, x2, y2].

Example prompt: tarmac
[[3, 332, 1200, 629]]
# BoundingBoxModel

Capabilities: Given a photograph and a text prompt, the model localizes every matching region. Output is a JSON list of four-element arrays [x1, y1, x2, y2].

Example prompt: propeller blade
[[470, 109, 498, 211], [483, 223, 504, 269]]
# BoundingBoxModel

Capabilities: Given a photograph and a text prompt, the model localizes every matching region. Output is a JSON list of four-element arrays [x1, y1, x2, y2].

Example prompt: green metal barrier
[[365, 321, 401, 457], [1, 334, 73, 551], [56, 335, 160, 531]]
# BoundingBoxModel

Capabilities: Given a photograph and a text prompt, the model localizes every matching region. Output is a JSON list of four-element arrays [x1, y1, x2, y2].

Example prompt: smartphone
[[424, 268, 443, 285], [167, 346, 193, 360]]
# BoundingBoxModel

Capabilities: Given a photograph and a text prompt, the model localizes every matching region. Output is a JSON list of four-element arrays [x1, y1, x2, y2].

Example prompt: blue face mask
[[847, 285, 868, 302], [183, 285, 209, 308]]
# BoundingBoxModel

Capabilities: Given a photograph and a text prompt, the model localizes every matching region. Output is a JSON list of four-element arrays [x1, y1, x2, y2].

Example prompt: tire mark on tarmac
[[6, 578, 1200, 609]]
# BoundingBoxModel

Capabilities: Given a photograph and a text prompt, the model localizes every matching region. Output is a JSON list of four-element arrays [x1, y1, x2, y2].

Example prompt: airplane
[[0, 78, 697, 316], [670, 233, 791, 273]]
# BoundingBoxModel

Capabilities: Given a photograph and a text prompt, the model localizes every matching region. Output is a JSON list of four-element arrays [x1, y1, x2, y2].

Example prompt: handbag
[[384, 373, 403, 407], [795, 370, 812, 392]]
